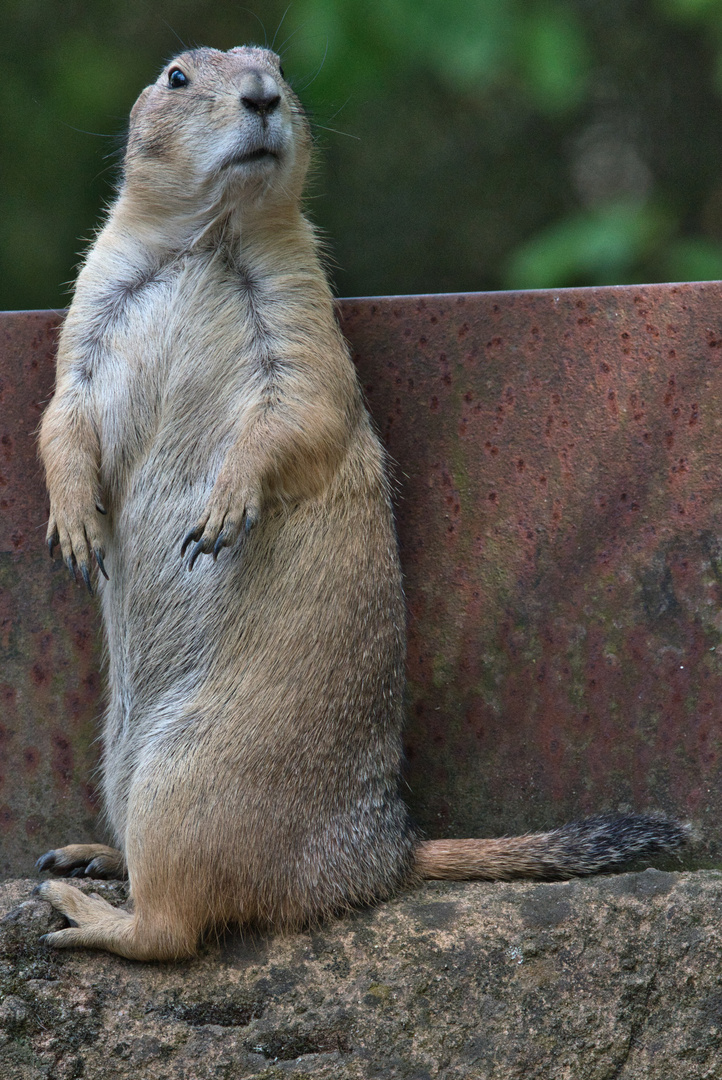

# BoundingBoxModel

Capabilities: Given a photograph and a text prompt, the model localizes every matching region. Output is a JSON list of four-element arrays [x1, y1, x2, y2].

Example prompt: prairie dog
[[35, 46, 687, 961]]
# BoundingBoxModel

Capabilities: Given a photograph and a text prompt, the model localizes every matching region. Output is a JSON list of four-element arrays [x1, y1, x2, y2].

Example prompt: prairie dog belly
[[95, 271, 288, 785], [100, 465, 399, 845]]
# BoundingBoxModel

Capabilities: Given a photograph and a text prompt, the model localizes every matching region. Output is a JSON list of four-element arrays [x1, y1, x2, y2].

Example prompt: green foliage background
[[5, 0, 722, 307]]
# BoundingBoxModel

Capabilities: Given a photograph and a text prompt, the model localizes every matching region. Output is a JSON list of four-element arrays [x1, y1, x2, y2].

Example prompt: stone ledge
[[1, 870, 721, 1079]]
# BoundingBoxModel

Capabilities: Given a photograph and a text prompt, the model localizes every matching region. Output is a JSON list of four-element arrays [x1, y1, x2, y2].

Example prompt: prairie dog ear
[[130, 85, 153, 120]]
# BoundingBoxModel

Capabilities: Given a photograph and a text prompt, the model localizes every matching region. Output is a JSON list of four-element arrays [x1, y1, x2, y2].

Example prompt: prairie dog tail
[[415, 813, 690, 881]]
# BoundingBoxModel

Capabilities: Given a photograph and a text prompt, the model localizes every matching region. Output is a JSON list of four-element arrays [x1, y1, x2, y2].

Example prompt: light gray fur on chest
[[90, 254, 271, 490]]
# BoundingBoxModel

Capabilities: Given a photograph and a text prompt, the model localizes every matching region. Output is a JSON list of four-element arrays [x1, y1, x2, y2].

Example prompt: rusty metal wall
[[0, 312, 102, 877], [2, 286, 722, 876]]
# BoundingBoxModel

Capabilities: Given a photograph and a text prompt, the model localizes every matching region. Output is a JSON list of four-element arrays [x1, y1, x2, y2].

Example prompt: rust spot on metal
[[80, 782, 102, 814], [22, 746, 40, 773], [51, 730, 74, 785], [0, 804, 17, 833], [30, 663, 48, 686], [24, 814, 44, 837]]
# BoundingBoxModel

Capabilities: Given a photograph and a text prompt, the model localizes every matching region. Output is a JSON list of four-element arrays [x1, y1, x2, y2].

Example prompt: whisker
[[277, 18, 315, 58], [93, 162, 123, 184], [312, 124, 360, 141], [30, 100, 116, 140], [161, 20, 188, 51], [271, 4, 294, 52], [239, 8, 269, 47], [295, 37, 329, 92], [326, 96, 352, 123]]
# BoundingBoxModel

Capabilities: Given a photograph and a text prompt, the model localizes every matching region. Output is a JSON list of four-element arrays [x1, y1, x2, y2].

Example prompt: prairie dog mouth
[[225, 147, 280, 168]]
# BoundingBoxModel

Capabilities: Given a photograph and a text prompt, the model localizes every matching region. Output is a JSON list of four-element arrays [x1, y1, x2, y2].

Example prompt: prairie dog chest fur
[[66, 218, 349, 503]]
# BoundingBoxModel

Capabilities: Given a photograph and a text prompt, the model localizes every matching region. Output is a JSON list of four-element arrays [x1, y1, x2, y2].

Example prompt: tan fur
[[35, 47, 686, 961], [415, 838, 568, 881], [35, 844, 126, 878]]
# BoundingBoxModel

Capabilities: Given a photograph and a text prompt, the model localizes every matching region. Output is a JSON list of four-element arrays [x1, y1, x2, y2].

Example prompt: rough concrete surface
[[1, 870, 721, 1079]]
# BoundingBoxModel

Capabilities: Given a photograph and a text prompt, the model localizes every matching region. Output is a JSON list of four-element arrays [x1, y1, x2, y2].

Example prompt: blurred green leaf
[[661, 237, 722, 280], [52, 35, 130, 119], [504, 202, 674, 289], [656, 0, 722, 20], [517, 5, 590, 114]]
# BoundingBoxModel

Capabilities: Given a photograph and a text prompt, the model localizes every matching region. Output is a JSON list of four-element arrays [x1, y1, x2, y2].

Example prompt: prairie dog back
[[35, 46, 688, 960]]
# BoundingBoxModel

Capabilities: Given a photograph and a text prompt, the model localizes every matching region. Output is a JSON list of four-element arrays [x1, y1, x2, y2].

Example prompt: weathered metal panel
[[338, 284, 722, 857], [2, 285, 722, 876], [0, 312, 102, 877]]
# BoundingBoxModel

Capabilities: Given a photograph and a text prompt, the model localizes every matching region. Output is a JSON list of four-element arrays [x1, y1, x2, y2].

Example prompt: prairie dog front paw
[[47, 494, 109, 593], [181, 479, 260, 569]]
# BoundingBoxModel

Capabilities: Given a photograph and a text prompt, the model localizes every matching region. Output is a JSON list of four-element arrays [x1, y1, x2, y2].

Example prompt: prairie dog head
[[123, 46, 311, 221]]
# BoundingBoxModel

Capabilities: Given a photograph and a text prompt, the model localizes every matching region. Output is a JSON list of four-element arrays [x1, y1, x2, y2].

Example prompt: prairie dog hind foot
[[36, 844, 127, 880], [33, 880, 193, 962]]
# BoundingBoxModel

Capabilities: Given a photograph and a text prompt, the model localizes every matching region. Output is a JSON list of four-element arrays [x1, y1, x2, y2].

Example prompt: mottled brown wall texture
[[2, 284, 722, 876]]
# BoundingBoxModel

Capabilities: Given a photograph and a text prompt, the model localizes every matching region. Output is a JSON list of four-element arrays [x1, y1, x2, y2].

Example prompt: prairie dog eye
[[279, 66, 285, 79], [168, 68, 188, 89]]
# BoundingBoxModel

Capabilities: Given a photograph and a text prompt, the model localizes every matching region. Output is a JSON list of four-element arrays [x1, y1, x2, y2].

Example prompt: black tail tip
[[556, 811, 692, 874]]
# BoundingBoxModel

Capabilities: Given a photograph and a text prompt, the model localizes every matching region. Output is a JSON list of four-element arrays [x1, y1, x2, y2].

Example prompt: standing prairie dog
[[35, 46, 687, 961]]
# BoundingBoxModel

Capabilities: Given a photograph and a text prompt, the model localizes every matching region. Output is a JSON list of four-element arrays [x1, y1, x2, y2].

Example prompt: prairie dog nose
[[240, 70, 281, 116]]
